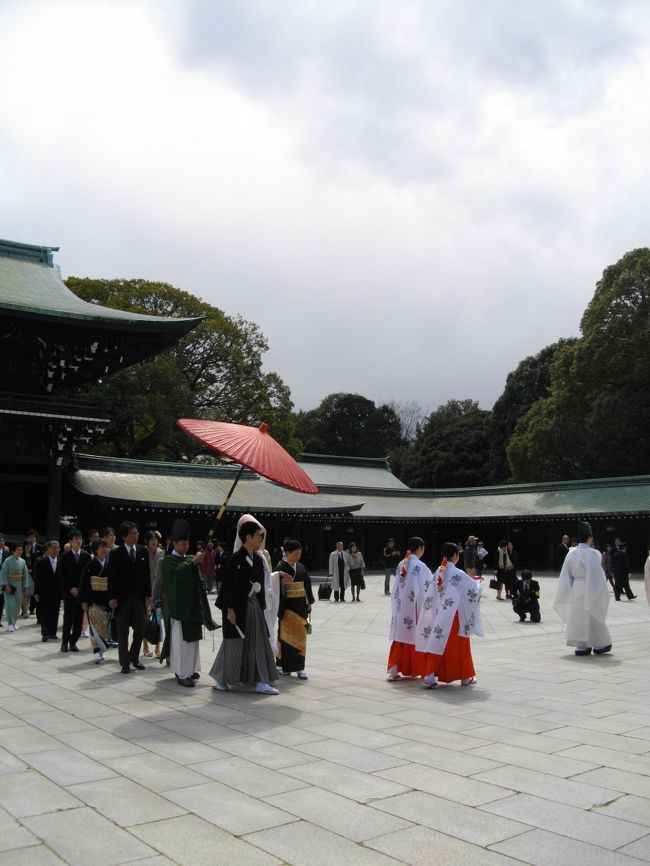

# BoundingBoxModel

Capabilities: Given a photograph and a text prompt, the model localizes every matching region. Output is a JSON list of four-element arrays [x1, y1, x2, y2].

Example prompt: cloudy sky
[[1, 0, 649, 413]]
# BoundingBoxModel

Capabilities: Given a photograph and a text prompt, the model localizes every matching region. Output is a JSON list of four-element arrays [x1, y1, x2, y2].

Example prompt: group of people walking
[[3, 517, 646, 702], [0, 515, 315, 697]]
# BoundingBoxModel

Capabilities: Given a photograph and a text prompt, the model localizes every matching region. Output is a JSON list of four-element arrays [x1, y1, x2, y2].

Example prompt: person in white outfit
[[554, 521, 612, 656]]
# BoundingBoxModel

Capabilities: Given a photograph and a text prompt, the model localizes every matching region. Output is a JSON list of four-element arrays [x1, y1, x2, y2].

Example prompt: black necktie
[[130, 548, 136, 563]]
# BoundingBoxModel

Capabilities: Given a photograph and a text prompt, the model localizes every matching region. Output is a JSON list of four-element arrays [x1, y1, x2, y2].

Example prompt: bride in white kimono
[[554, 521, 612, 655]]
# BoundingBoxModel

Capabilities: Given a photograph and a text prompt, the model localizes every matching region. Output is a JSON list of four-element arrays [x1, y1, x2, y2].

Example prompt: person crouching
[[512, 569, 541, 622]]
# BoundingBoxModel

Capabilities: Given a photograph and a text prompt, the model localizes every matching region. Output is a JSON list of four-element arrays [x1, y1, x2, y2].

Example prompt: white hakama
[[170, 618, 200, 679], [554, 543, 611, 649]]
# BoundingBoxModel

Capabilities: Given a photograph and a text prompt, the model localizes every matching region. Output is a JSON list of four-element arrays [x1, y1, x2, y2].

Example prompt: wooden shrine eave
[[0, 238, 203, 392], [0, 395, 112, 466], [0, 238, 202, 335]]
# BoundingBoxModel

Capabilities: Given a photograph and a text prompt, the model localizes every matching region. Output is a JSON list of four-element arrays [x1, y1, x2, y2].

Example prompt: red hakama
[[423, 613, 475, 683], [387, 641, 426, 677]]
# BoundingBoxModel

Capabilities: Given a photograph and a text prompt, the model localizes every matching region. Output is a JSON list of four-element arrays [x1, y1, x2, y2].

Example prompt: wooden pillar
[[46, 463, 62, 540], [357, 524, 366, 554], [547, 523, 557, 571]]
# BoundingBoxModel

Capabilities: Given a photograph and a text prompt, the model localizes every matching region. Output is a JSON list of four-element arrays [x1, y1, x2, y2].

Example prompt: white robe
[[554, 543, 611, 649], [644, 554, 650, 606], [415, 561, 483, 655], [390, 554, 430, 645]]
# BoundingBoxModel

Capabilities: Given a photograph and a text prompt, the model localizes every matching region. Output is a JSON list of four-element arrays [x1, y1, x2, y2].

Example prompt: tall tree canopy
[[396, 399, 491, 488], [66, 277, 299, 460], [489, 339, 576, 483], [508, 248, 650, 481], [295, 392, 402, 457]]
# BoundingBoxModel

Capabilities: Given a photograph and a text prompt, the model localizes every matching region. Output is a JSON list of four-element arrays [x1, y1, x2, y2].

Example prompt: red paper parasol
[[177, 419, 318, 536]]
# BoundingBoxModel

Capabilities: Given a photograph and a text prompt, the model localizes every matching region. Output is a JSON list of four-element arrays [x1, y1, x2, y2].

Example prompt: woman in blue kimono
[[0, 542, 32, 632]]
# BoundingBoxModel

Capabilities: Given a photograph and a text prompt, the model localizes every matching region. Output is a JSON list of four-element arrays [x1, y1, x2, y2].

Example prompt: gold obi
[[8, 573, 24, 582], [91, 575, 108, 592], [284, 581, 305, 599]]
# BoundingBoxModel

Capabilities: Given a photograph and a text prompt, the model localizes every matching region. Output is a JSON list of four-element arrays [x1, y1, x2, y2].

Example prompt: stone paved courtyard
[[1, 573, 650, 866]]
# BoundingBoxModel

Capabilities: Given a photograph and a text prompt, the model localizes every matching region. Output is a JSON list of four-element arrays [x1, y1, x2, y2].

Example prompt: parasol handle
[[207, 464, 245, 540]]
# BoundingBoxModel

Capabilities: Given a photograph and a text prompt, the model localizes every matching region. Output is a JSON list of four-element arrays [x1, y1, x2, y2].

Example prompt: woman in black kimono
[[276, 540, 315, 679]]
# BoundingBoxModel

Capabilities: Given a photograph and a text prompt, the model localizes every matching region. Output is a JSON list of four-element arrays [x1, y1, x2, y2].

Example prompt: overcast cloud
[[1, 0, 649, 413]]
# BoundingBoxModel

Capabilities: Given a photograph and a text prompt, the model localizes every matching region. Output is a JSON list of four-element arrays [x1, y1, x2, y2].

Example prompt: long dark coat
[[216, 546, 266, 638]]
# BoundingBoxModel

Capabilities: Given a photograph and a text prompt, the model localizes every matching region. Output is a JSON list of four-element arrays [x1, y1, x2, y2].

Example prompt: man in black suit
[[107, 521, 151, 674], [512, 569, 541, 622], [60, 529, 92, 653], [612, 542, 636, 601], [556, 534, 570, 571], [34, 540, 62, 641], [84, 529, 100, 555]]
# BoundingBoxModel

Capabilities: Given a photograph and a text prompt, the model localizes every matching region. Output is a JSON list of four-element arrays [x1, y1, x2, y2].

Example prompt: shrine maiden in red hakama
[[387, 537, 428, 680], [415, 542, 483, 687]]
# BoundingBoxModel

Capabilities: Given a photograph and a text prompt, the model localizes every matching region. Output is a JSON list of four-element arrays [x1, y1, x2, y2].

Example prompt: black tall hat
[[577, 520, 593, 538], [170, 519, 191, 542]]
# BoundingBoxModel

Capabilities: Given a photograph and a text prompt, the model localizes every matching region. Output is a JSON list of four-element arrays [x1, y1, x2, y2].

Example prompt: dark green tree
[[398, 399, 492, 488], [295, 393, 402, 457], [489, 339, 577, 483], [66, 277, 299, 459], [508, 248, 650, 481]]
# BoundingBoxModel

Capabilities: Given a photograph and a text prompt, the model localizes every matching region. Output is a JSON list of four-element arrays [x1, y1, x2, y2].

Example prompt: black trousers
[[497, 569, 517, 597], [40, 599, 61, 637], [513, 600, 540, 622], [333, 563, 346, 601], [614, 574, 635, 600], [116, 595, 146, 668], [61, 594, 83, 647], [0, 592, 4, 623]]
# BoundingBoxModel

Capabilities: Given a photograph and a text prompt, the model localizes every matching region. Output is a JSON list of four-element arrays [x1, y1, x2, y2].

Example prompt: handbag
[[489, 578, 499, 590], [318, 581, 333, 600], [144, 609, 161, 644], [360, 577, 366, 590], [305, 616, 312, 635]]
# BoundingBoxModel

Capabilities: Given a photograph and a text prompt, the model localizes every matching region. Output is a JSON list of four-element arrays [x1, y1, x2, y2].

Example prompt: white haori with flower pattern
[[415, 561, 484, 655], [389, 553, 431, 644]]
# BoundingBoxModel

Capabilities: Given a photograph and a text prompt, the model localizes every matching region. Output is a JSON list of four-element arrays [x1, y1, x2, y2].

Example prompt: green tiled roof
[[0, 239, 201, 333], [299, 454, 408, 491], [69, 455, 363, 514], [70, 454, 650, 521]]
